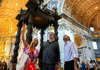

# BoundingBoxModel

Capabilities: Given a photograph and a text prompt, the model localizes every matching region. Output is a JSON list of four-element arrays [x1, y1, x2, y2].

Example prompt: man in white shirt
[[63, 35, 78, 70]]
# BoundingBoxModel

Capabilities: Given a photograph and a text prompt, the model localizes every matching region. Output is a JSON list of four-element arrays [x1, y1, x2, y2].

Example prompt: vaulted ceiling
[[0, 0, 28, 36], [63, 0, 100, 32], [0, 0, 100, 36]]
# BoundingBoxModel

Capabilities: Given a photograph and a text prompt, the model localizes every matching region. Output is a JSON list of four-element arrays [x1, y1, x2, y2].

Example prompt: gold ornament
[[74, 34, 83, 47]]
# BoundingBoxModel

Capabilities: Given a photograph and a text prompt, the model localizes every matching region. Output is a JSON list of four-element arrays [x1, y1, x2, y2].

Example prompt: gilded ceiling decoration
[[63, 0, 100, 32], [0, 0, 28, 36]]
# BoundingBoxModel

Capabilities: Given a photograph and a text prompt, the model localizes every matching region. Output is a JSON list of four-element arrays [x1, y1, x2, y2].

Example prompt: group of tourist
[[0, 61, 7, 70], [17, 25, 99, 70], [78, 60, 100, 70], [20, 25, 78, 70]]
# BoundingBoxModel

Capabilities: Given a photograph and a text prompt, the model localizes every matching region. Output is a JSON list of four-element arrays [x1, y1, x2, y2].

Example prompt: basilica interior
[[0, 0, 100, 70]]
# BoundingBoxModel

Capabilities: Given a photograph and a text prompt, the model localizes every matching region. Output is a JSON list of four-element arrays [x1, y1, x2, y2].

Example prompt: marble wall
[[57, 18, 96, 64]]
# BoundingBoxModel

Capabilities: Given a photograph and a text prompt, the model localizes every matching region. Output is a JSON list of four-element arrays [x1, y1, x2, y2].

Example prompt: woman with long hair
[[22, 25, 39, 70]]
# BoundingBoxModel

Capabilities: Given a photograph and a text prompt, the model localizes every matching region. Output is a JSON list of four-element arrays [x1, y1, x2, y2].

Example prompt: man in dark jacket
[[39, 32, 60, 70]]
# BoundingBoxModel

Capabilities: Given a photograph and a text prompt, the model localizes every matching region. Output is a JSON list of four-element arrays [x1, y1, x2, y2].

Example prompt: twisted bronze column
[[12, 21, 22, 63], [11, 21, 22, 70], [26, 24, 33, 44], [53, 21, 59, 43], [26, 14, 33, 44], [40, 28, 44, 46]]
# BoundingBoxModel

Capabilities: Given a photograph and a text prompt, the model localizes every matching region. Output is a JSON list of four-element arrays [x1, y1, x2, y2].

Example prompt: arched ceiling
[[63, 0, 100, 32], [0, 0, 28, 36], [0, 0, 100, 35]]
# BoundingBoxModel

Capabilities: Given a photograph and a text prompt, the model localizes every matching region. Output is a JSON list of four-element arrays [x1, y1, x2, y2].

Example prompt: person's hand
[[55, 64, 58, 70], [23, 25, 25, 30]]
